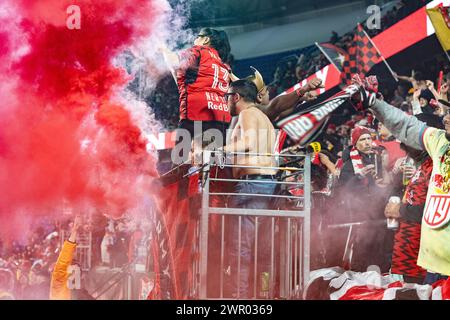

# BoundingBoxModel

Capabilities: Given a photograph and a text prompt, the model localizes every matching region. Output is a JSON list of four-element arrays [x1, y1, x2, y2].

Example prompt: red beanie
[[351, 126, 371, 145]]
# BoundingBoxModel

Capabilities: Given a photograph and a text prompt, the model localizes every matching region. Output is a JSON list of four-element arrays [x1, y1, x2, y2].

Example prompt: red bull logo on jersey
[[423, 194, 450, 229], [434, 174, 444, 188]]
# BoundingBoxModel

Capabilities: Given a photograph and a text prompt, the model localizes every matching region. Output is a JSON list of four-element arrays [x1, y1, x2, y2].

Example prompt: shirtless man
[[220, 79, 277, 298], [222, 79, 277, 178]]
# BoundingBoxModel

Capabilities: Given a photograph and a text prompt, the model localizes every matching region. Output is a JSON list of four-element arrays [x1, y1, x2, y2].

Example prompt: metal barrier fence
[[195, 151, 311, 299]]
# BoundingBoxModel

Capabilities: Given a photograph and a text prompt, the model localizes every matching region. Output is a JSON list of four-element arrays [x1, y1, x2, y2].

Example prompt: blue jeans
[[424, 272, 448, 285], [226, 179, 277, 298]]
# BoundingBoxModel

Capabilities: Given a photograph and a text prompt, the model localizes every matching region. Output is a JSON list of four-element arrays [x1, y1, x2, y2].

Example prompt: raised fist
[[305, 78, 324, 91], [304, 91, 318, 101], [349, 74, 378, 111]]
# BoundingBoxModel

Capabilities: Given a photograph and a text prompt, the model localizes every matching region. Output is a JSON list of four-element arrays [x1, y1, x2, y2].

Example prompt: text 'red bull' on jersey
[[176, 45, 231, 123]]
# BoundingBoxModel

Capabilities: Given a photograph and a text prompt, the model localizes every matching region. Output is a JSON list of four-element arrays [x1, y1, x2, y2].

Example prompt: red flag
[[341, 24, 382, 86]]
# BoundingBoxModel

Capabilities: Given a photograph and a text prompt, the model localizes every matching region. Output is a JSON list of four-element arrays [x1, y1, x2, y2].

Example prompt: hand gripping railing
[[196, 150, 311, 300]]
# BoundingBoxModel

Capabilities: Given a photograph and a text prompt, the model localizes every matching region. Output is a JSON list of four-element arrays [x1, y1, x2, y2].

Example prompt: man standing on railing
[[160, 28, 232, 164], [219, 79, 277, 299]]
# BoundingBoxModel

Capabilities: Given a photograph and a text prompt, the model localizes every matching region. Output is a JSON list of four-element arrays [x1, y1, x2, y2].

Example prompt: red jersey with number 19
[[176, 45, 231, 123]]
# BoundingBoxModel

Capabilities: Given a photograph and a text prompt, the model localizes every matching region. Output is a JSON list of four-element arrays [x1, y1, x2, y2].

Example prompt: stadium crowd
[[0, 214, 151, 299], [146, 0, 429, 127]]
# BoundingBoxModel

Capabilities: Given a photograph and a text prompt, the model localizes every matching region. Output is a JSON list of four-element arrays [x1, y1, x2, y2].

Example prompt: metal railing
[[195, 150, 311, 299]]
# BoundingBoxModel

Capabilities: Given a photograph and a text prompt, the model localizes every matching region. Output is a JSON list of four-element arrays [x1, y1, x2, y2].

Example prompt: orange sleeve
[[49, 240, 76, 300]]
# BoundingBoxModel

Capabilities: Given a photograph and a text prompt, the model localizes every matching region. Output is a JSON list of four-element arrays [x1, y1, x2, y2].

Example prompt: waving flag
[[276, 85, 360, 146], [341, 24, 383, 85], [304, 268, 450, 300], [315, 42, 348, 72], [427, 6, 450, 53]]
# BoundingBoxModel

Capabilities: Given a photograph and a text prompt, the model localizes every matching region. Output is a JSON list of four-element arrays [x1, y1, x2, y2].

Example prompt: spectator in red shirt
[[162, 28, 232, 155]]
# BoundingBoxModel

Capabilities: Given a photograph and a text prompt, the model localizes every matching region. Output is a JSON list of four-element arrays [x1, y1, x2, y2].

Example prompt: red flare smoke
[[0, 0, 163, 238]]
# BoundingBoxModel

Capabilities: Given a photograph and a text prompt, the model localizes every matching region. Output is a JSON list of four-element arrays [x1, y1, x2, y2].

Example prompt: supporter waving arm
[[49, 215, 81, 300], [369, 99, 427, 151], [262, 78, 323, 121]]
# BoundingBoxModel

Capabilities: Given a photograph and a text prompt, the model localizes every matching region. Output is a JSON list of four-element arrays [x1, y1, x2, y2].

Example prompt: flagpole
[[358, 24, 399, 82], [445, 50, 450, 63], [315, 42, 341, 72]]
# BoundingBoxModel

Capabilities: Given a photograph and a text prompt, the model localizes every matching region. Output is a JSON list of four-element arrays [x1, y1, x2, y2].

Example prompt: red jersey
[[176, 46, 231, 123], [404, 157, 433, 206]]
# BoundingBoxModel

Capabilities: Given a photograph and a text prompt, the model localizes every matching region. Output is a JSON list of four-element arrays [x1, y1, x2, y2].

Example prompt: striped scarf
[[350, 147, 364, 176]]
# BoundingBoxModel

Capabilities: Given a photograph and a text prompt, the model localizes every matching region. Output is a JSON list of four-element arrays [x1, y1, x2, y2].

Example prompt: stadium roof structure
[[177, 0, 396, 59], [184, 0, 374, 27]]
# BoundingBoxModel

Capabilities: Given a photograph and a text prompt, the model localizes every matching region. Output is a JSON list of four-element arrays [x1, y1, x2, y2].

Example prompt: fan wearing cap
[[336, 126, 391, 271], [338, 126, 386, 190]]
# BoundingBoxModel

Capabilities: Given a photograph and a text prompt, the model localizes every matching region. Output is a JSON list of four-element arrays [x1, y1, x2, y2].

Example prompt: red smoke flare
[[0, 0, 163, 239]]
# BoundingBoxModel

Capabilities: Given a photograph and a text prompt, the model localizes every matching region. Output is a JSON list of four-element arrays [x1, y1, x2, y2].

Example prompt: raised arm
[[426, 80, 440, 100], [263, 78, 323, 121], [395, 71, 420, 90], [49, 215, 81, 300], [159, 44, 180, 78], [440, 83, 449, 102], [318, 152, 338, 176], [370, 99, 426, 151], [411, 89, 423, 115]]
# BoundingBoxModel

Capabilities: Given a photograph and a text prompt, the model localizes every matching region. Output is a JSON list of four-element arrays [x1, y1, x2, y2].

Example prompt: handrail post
[[303, 154, 311, 292], [198, 150, 211, 299]]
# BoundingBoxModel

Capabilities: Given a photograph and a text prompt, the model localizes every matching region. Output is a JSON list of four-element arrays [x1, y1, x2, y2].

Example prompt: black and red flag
[[315, 42, 348, 72], [276, 75, 379, 146], [276, 84, 361, 146], [340, 24, 382, 86]]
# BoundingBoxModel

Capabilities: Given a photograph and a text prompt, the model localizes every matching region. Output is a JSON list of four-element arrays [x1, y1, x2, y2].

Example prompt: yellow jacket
[[49, 240, 76, 300]]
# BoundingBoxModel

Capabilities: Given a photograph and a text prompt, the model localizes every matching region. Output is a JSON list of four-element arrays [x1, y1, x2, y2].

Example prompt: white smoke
[[115, 0, 206, 150], [126, 0, 198, 94]]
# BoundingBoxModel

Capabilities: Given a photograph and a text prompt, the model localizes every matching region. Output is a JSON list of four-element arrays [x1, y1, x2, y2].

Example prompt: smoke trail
[[0, 0, 184, 238], [126, 0, 198, 99]]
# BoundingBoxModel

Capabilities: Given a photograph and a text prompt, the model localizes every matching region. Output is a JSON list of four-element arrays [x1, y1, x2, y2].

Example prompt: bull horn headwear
[[229, 66, 266, 93]]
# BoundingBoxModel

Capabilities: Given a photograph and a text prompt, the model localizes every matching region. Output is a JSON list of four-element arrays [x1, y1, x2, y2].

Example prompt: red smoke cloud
[[0, 0, 163, 238]]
